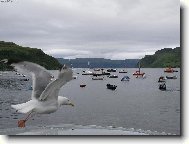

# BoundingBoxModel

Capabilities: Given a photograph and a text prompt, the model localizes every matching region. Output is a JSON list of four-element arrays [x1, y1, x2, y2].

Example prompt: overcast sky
[[0, 0, 180, 59]]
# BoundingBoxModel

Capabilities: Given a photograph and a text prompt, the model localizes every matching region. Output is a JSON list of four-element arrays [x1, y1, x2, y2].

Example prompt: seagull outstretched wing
[[11, 61, 53, 100], [39, 65, 73, 101]]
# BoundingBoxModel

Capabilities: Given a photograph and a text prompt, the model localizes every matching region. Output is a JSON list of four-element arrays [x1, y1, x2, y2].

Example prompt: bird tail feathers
[[11, 100, 35, 114]]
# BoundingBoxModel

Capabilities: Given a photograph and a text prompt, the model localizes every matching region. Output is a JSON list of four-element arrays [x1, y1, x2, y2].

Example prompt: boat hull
[[133, 73, 145, 76], [119, 71, 127, 73], [80, 85, 86, 87], [166, 76, 177, 79], [106, 84, 117, 90], [164, 70, 173, 73], [92, 78, 103, 80]]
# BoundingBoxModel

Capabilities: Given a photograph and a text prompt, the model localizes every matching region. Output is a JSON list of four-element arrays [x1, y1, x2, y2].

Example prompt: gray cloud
[[0, 0, 180, 59]]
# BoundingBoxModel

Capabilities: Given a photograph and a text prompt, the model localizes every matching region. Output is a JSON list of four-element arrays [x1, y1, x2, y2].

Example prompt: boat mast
[[88, 61, 90, 69], [139, 61, 141, 73]]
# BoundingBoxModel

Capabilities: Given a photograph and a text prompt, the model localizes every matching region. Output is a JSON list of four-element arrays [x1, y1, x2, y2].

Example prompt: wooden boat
[[133, 71, 145, 76], [164, 67, 174, 73], [164, 67, 178, 73], [106, 84, 117, 90], [133, 61, 145, 77], [20, 78, 29, 81]]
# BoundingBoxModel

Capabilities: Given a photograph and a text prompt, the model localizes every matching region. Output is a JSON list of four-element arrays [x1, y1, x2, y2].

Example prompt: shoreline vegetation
[[0, 41, 62, 70], [140, 47, 180, 68], [0, 41, 180, 71]]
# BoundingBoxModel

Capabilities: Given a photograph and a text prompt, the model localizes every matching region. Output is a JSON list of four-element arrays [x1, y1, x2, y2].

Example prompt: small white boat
[[92, 77, 104, 80], [82, 70, 93, 75], [109, 75, 118, 78], [94, 68, 101, 71], [119, 70, 127, 73]]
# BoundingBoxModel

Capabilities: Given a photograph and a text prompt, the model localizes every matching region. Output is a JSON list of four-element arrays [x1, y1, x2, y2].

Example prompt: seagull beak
[[69, 102, 74, 107]]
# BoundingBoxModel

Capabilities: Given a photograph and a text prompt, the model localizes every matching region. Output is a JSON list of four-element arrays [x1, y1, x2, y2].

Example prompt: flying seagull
[[0, 59, 74, 127]]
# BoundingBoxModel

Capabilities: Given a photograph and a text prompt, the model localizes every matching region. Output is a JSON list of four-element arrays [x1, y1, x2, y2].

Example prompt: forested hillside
[[141, 47, 181, 68], [0, 41, 62, 70]]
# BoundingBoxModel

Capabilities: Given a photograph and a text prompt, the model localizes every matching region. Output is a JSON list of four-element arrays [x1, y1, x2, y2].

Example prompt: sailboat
[[133, 61, 145, 77], [82, 61, 93, 75]]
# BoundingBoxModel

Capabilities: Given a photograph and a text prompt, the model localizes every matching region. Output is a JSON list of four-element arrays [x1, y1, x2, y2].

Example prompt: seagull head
[[58, 96, 74, 107]]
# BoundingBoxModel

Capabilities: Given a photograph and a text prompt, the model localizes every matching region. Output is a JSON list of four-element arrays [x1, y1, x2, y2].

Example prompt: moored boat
[[133, 71, 145, 76], [119, 70, 127, 73], [80, 84, 86, 87], [108, 75, 118, 78], [133, 61, 145, 77], [121, 76, 130, 81], [107, 69, 117, 72], [164, 67, 178, 73], [166, 75, 177, 79], [93, 72, 110, 76], [159, 83, 166, 91], [164, 67, 174, 73], [158, 76, 166, 82], [82, 70, 93, 75], [106, 84, 117, 90], [92, 77, 104, 80], [94, 68, 101, 71]]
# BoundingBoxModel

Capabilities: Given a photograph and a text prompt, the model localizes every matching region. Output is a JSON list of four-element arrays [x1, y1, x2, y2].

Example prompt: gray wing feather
[[39, 66, 73, 101], [11, 61, 53, 99]]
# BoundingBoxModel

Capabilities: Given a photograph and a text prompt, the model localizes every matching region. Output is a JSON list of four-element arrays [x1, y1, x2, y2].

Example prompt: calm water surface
[[0, 68, 180, 135]]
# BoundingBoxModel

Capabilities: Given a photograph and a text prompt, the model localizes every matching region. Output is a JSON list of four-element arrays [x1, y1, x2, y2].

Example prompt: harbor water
[[0, 68, 180, 135]]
